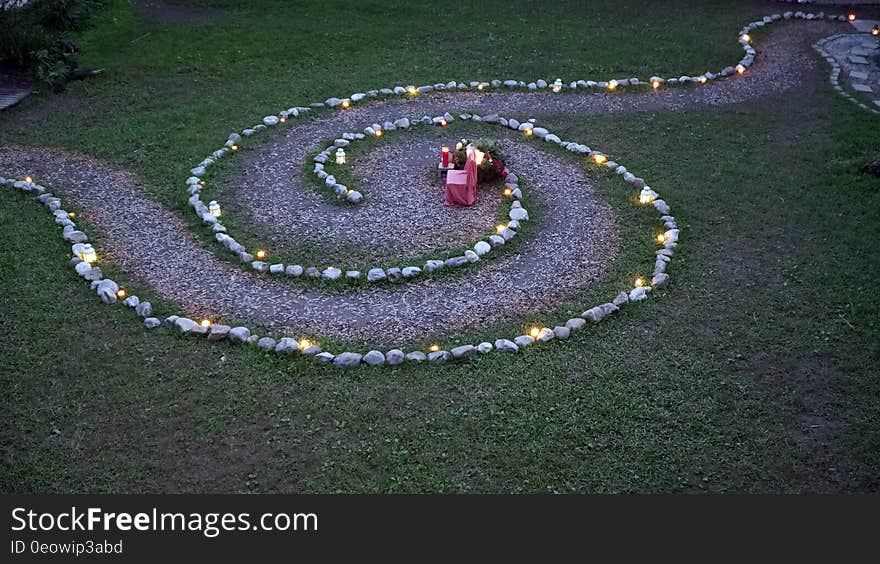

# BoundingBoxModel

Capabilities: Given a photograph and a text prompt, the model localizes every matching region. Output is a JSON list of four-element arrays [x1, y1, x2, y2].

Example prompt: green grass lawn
[[1, 0, 879, 493]]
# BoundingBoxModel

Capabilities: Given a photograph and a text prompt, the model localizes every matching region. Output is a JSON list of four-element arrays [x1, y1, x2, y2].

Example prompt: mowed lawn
[[1, 0, 879, 493]]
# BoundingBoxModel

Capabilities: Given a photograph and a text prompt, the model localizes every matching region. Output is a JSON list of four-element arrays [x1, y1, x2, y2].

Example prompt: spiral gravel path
[[0, 18, 859, 346]]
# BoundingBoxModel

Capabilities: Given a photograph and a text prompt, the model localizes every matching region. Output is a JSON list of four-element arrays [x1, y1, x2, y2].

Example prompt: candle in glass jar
[[441, 146, 450, 167]]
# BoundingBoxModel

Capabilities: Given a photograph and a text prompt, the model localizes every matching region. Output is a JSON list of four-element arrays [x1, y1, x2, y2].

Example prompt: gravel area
[[0, 20, 852, 344], [233, 133, 509, 264], [0, 143, 616, 344]]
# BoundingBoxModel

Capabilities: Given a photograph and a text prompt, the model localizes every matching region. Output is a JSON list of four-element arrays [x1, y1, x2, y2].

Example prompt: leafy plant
[[451, 138, 507, 183]]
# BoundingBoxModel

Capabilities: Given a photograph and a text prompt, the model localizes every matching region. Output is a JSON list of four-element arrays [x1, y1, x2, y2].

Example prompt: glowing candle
[[529, 327, 540, 338], [872, 25, 879, 36], [848, 13, 856, 22], [441, 146, 450, 167], [116, 288, 127, 299]]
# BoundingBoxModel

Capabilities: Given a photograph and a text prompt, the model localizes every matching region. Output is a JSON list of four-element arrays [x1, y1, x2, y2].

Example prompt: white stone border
[[2, 131, 676, 367], [209, 113, 532, 282], [4, 10, 862, 368]]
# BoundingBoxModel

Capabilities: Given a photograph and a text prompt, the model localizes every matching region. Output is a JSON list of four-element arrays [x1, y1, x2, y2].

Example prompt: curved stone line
[[181, 9, 855, 287], [1, 129, 672, 366], [203, 114, 531, 283], [3, 9, 856, 368], [813, 34, 880, 115]]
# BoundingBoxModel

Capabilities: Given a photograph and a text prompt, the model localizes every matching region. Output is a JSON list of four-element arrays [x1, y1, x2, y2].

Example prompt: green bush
[[0, 0, 104, 73]]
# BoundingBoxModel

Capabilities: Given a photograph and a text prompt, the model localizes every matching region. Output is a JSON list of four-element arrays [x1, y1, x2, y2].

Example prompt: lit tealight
[[231, 144, 239, 151], [199, 180, 206, 187], [375, 129, 383, 137], [698, 75, 707, 84], [740, 33, 750, 43], [299, 338, 312, 350], [848, 13, 856, 22], [635, 277, 644, 287], [502, 187, 512, 197], [496, 224, 507, 234], [116, 288, 127, 299], [68, 212, 76, 219], [607, 80, 618, 91], [25, 176, 33, 183], [639, 194, 654, 204], [200, 318, 211, 328], [341, 99, 351, 109], [406, 86, 418, 96], [872, 24, 879, 36], [279, 116, 286, 123], [593, 154, 607, 165], [736, 64, 746, 75], [656, 233, 666, 244], [256, 250, 267, 260], [477, 83, 484, 90], [79, 243, 97, 264], [428, 344, 440, 352], [652, 80, 660, 90], [439, 119, 447, 126], [529, 326, 541, 338], [524, 128, 533, 136]]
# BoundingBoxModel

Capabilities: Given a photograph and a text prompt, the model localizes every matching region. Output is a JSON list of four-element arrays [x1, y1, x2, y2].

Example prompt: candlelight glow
[[607, 80, 618, 91], [477, 83, 485, 90], [25, 176, 32, 183], [524, 128, 533, 136], [736, 64, 746, 75], [199, 180, 206, 187], [79, 244, 97, 264], [256, 250, 267, 260], [741, 33, 750, 43], [375, 129, 383, 137], [341, 99, 350, 109], [406, 86, 418, 95], [593, 154, 607, 165], [656, 233, 666, 243], [848, 13, 856, 22], [299, 339, 312, 350], [652, 80, 660, 90], [635, 277, 644, 287], [429, 344, 440, 352], [279, 116, 286, 123], [116, 289, 127, 299], [68, 212, 76, 219], [529, 326, 541, 338], [503, 187, 512, 197], [639, 194, 654, 204], [496, 224, 506, 234], [698, 75, 707, 84], [208, 200, 221, 218], [200, 319, 211, 328], [439, 119, 447, 126], [873, 25, 879, 36], [231, 144, 239, 151]]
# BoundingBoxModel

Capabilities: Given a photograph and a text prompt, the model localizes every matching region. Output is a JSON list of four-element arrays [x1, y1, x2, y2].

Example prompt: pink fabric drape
[[444, 149, 478, 206]]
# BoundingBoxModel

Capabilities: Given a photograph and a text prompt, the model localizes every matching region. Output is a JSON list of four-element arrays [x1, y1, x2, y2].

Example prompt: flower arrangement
[[452, 138, 507, 183]]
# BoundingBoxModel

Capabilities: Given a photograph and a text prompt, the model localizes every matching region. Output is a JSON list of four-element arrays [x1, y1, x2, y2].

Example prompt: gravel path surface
[[0, 20, 849, 344], [0, 142, 616, 343], [233, 133, 509, 264], [226, 20, 840, 258]]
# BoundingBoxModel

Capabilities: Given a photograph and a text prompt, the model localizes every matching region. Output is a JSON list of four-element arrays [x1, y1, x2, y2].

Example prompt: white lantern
[[208, 200, 221, 217], [79, 243, 97, 264], [335, 148, 346, 164], [552, 78, 563, 93]]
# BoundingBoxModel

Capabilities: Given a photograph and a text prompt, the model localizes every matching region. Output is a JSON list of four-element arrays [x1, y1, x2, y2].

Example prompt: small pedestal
[[437, 162, 455, 182]]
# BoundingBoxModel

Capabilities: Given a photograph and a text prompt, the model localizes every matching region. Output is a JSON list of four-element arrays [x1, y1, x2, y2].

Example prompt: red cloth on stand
[[444, 150, 478, 206]]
